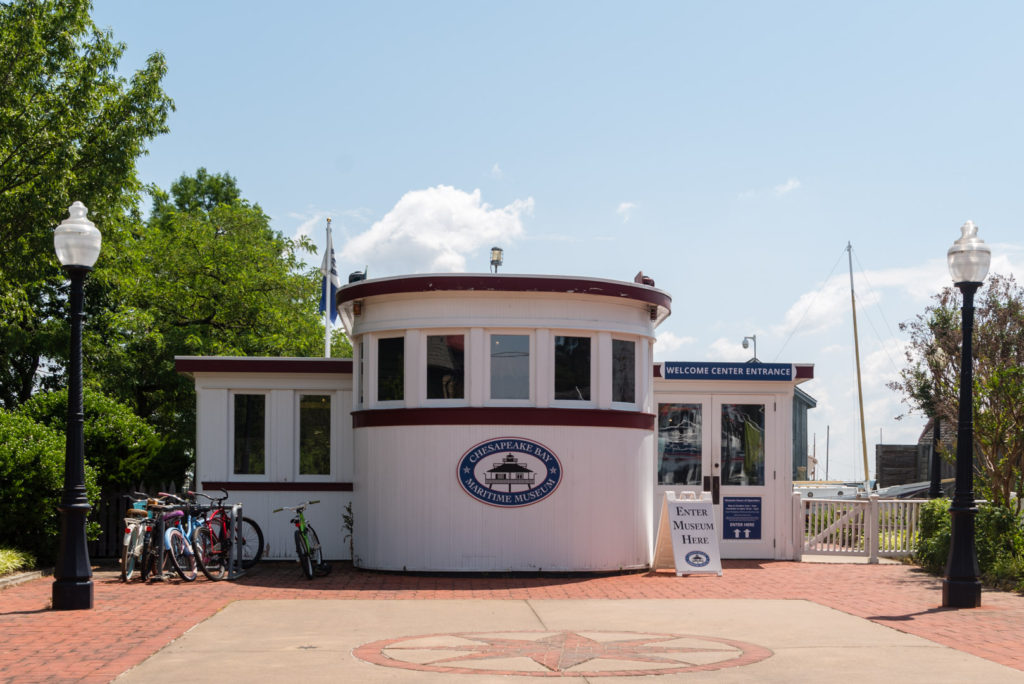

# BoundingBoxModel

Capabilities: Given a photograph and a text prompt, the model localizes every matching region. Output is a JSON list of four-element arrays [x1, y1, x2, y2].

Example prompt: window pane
[[427, 335, 465, 399], [721, 404, 765, 486], [658, 403, 701, 485], [377, 336, 404, 401], [299, 395, 331, 475], [612, 339, 635, 403], [554, 336, 591, 400], [490, 334, 529, 399], [233, 394, 265, 475]]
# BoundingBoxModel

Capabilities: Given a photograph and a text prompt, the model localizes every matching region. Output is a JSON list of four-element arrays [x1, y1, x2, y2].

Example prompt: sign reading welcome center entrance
[[458, 438, 562, 508], [663, 362, 793, 381]]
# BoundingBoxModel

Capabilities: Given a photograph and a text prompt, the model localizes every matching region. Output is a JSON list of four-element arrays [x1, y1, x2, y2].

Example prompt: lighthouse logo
[[458, 438, 562, 508]]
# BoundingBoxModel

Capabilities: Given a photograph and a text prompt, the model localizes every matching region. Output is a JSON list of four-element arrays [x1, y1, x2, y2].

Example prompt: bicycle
[[120, 493, 150, 582], [191, 489, 264, 581], [273, 500, 331, 579], [138, 498, 183, 582], [158, 492, 200, 582]]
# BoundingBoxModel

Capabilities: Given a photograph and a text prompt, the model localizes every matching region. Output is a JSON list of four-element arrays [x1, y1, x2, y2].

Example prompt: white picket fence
[[793, 493, 926, 563]]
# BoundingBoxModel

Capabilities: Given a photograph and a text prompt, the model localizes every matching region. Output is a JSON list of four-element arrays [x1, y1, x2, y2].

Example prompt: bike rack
[[227, 503, 246, 580]]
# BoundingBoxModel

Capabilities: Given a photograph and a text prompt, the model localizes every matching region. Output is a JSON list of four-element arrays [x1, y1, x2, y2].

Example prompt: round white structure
[[338, 274, 671, 572]]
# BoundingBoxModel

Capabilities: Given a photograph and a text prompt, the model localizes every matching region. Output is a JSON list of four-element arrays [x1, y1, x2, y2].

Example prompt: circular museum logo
[[458, 438, 562, 508]]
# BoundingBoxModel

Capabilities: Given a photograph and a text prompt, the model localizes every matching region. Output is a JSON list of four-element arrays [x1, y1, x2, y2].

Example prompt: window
[[426, 334, 464, 399], [490, 334, 529, 400], [358, 339, 365, 406], [377, 336, 404, 401], [612, 339, 635, 403], [299, 395, 331, 475], [721, 403, 765, 486], [233, 394, 265, 475], [554, 335, 590, 401], [658, 403, 702, 485]]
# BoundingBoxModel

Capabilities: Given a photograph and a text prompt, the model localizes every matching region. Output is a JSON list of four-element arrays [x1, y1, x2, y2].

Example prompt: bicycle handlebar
[[272, 500, 320, 513]]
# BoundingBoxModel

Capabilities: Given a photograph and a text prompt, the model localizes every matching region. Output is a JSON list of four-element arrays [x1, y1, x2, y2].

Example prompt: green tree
[[0, 0, 173, 408], [890, 274, 1024, 513], [90, 170, 350, 482]]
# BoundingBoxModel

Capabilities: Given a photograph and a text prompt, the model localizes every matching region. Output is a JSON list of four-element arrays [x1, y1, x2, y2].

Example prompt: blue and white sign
[[458, 438, 562, 508], [663, 362, 793, 381], [723, 497, 762, 540]]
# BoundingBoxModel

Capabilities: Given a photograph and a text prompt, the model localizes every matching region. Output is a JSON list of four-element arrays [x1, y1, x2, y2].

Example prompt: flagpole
[[324, 218, 332, 358]]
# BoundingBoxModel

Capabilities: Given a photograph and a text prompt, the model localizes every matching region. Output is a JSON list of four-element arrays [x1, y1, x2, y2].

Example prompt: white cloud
[[654, 331, 695, 359], [339, 185, 533, 274], [707, 337, 756, 362], [490, 163, 503, 179], [292, 212, 328, 241], [617, 202, 636, 222], [774, 178, 801, 196]]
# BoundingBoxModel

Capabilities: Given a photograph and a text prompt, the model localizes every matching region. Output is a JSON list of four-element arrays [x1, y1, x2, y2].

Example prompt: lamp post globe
[[942, 220, 989, 609], [51, 201, 101, 611]]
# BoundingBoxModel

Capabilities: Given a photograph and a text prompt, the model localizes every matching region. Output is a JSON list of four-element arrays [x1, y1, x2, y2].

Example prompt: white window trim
[[550, 331, 597, 409], [370, 332, 407, 409], [422, 329, 469, 406], [228, 390, 270, 481], [294, 392, 334, 482], [610, 336, 641, 411], [484, 330, 534, 406]]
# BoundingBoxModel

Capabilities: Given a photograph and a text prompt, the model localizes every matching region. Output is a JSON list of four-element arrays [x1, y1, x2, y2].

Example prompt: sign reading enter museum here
[[458, 437, 562, 508], [662, 362, 793, 381]]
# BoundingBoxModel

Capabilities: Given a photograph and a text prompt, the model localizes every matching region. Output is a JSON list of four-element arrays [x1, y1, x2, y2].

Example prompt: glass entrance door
[[655, 395, 774, 559]]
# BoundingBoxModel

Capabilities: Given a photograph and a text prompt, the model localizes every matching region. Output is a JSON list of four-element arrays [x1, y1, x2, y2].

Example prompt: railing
[[793, 493, 925, 563]]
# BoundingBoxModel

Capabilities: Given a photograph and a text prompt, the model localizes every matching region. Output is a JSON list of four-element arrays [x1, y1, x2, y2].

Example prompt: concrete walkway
[[2, 560, 1023, 682]]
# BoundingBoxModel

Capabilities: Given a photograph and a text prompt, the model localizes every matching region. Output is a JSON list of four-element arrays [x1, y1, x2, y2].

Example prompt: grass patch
[[0, 548, 36, 576]]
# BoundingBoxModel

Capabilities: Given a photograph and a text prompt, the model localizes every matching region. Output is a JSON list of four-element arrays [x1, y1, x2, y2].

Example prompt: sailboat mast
[[847, 242, 870, 488]]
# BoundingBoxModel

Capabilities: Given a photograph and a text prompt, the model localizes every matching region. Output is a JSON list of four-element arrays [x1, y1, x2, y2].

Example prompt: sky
[[91, 1, 1024, 482]]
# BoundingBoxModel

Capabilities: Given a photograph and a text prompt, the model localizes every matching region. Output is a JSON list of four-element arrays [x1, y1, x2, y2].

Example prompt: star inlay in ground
[[354, 630, 773, 677]]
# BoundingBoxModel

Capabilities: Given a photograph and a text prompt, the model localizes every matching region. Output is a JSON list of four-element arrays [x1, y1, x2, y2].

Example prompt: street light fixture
[[490, 246, 503, 273], [943, 220, 990, 609], [742, 335, 757, 361], [52, 201, 101, 611]]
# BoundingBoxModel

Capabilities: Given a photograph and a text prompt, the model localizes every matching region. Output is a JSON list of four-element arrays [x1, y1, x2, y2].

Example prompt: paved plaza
[[2, 560, 1023, 682]]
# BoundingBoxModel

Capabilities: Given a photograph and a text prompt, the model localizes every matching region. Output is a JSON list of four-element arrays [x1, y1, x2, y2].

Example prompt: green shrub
[[0, 548, 36, 576], [18, 388, 163, 492], [0, 410, 100, 565], [914, 498, 951, 573], [914, 497, 1024, 590]]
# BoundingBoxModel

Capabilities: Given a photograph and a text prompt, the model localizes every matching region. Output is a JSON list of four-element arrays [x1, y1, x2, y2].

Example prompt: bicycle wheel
[[307, 526, 331, 576], [294, 529, 314, 579], [121, 524, 142, 581], [239, 517, 264, 569], [193, 526, 227, 581], [168, 528, 197, 582]]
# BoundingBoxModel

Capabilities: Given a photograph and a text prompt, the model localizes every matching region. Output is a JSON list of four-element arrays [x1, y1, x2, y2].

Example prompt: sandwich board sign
[[652, 491, 722, 576]]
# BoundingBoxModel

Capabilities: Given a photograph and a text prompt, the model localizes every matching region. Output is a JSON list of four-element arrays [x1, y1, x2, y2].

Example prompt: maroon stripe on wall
[[795, 364, 814, 379], [201, 481, 353, 492], [352, 407, 655, 430], [338, 274, 672, 312], [176, 358, 353, 374]]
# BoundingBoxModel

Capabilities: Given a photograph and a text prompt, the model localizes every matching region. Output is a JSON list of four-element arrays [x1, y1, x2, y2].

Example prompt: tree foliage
[[890, 274, 1024, 512], [17, 388, 163, 491], [0, 0, 173, 408], [87, 169, 349, 481]]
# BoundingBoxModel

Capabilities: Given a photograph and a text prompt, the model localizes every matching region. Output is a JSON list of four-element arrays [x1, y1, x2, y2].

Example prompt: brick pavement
[[1, 560, 1023, 683]]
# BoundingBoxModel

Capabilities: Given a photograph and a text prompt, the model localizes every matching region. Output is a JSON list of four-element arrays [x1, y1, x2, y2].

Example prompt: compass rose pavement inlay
[[353, 630, 773, 677]]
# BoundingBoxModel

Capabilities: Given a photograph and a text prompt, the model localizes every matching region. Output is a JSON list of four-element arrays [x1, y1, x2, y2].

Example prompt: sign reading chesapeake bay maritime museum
[[458, 438, 562, 508], [663, 362, 793, 381]]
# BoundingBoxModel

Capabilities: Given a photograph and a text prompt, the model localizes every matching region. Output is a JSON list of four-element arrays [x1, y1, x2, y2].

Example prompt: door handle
[[712, 475, 720, 505], [702, 476, 711, 493]]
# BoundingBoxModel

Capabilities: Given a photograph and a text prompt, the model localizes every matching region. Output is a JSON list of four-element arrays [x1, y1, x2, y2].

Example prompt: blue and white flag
[[318, 221, 341, 324]]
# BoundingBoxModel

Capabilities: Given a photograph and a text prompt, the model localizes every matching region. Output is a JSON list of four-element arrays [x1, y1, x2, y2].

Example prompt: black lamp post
[[490, 246, 503, 273], [52, 201, 101, 611], [942, 220, 990, 609]]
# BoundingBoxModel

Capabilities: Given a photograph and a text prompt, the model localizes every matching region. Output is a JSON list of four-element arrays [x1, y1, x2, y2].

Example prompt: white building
[[176, 272, 813, 571]]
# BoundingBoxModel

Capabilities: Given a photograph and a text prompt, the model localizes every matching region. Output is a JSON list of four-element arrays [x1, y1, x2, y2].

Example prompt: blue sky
[[93, 1, 1024, 481]]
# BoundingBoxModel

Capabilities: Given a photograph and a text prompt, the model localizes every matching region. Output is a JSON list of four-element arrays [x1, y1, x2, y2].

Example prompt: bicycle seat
[[161, 510, 184, 521], [126, 509, 148, 518]]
